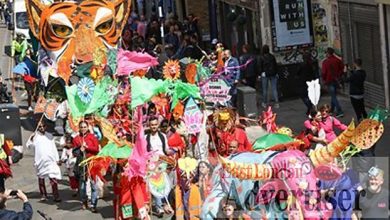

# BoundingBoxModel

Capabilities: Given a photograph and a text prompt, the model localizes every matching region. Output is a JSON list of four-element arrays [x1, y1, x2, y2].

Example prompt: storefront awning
[[376, 0, 390, 4]]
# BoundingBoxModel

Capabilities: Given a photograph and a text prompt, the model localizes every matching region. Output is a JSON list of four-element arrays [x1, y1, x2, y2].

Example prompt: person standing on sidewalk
[[345, 58, 367, 122], [259, 45, 279, 108], [239, 44, 257, 89], [321, 47, 344, 117], [26, 121, 62, 202], [224, 49, 240, 107], [297, 52, 316, 115]]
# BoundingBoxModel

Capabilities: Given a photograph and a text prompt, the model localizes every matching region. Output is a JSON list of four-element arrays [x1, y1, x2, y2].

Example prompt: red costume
[[72, 133, 100, 158], [216, 127, 252, 156], [113, 174, 149, 219], [0, 141, 12, 178]]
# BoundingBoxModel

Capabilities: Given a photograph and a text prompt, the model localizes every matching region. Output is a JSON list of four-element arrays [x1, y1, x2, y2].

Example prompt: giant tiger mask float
[[26, 0, 131, 83]]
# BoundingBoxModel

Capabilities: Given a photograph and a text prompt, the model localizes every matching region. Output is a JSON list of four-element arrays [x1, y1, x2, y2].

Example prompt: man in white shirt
[[26, 121, 61, 202], [145, 117, 175, 156], [145, 116, 175, 216]]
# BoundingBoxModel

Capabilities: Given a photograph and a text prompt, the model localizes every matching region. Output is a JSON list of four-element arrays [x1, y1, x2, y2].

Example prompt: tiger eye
[[96, 19, 113, 34], [51, 24, 73, 38]]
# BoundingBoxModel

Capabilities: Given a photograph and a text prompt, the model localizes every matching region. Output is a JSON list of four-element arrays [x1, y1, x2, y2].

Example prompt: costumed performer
[[26, 121, 61, 202], [72, 121, 100, 212]]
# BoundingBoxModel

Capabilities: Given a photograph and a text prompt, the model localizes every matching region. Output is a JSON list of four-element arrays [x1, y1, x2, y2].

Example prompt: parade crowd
[[0, 9, 388, 220]]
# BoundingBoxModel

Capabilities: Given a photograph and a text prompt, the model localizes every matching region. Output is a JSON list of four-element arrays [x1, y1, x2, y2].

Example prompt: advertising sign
[[271, 0, 313, 50]]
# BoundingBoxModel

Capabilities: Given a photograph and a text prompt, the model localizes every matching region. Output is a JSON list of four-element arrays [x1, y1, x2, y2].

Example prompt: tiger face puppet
[[26, 0, 131, 83]]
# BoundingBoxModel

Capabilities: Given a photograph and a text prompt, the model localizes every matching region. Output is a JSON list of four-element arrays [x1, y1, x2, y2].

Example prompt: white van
[[13, 0, 30, 40]]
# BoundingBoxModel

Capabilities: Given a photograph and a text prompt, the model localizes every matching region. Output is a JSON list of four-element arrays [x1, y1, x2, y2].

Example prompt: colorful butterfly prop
[[77, 77, 95, 103], [163, 59, 181, 80]]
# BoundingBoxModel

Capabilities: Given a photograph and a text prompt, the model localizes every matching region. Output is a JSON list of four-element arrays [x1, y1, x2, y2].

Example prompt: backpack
[[146, 132, 167, 155]]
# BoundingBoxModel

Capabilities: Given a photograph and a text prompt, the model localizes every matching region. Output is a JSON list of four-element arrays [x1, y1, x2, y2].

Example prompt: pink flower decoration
[[116, 49, 159, 76]]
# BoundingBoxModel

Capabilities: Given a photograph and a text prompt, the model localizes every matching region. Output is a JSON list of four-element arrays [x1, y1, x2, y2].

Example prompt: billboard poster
[[271, 0, 313, 50]]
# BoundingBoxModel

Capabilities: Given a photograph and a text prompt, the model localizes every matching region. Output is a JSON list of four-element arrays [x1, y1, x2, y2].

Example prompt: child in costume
[[60, 134, 78, 196]]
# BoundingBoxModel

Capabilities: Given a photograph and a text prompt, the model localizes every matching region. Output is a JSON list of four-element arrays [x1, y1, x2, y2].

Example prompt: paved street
[[0, 24, 388, 219]]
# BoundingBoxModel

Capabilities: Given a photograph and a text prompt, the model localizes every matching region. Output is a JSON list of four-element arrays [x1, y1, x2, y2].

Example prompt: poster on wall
[[270, 0, 313, 51]]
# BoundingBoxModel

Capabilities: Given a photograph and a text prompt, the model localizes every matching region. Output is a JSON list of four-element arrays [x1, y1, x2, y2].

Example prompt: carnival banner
[[201, 78, 231, 104], [183, 98, 202, 134]]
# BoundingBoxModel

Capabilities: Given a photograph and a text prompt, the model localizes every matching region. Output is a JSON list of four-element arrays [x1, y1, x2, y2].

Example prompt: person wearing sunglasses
[[26, 121, 62, 202]]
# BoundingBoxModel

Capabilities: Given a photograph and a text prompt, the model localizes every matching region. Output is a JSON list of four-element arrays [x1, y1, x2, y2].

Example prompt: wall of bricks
[[185, 0, 211, 39]]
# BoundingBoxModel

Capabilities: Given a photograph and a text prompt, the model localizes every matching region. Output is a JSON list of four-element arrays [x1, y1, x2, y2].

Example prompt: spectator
[[318, 104, 347, 143], [173, 24, 183, 42], [0, 190, 32, 220], [321, 47, 344, 117], [146, 37, 157, 55], [182, 34, 203, 60], [223, 49, 240, 107], [297, 52, 316, 115], [187, 14, 200, 37], [174, 34, 190, 59], [26, 121, 62, 202], [137, 15, 147, 38], [239, 44, 258, 88], [352, 144, 376, 188], [165, 44, 176, 59], [345, 58, 367, 121], [259, 45, 279, 108], [146, 20, 162, 44], [359, 167, 389, 219], [165, 25, 179, 51], [303, 109, 327, 150]]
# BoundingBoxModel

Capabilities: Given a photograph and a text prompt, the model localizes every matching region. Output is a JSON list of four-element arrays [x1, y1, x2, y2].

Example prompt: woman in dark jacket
[[345, 58, 367, 121], [296, 52, 317, 115]]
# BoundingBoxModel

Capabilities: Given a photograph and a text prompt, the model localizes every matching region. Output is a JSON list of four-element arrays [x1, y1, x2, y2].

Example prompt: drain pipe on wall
[[379, 3, 390, 108]]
